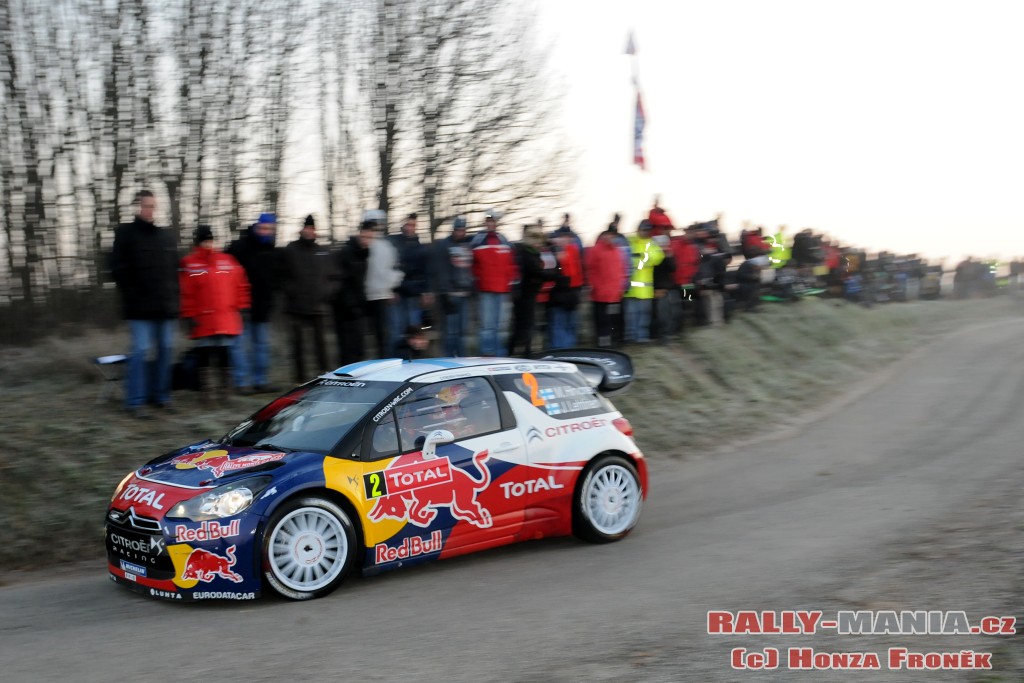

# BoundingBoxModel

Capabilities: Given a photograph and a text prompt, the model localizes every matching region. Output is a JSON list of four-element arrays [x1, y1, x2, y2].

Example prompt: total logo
[[499, 475, 564, 499], [117, 483, 166, 510]]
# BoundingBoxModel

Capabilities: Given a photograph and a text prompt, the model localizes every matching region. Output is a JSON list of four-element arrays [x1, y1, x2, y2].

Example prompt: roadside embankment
[[616, 297, 1020, 454]]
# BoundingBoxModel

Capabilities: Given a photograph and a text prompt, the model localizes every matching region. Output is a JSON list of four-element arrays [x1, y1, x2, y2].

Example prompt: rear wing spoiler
[[528, 349, 634, 395]]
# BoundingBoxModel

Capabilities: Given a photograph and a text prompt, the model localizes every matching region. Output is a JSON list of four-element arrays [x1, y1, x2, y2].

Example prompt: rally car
[[106, 350, 647, 601]]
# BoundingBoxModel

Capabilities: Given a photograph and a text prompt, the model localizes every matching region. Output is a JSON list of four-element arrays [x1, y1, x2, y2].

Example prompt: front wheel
[[262, 497, 357, 600], [573, 455, 643, 543]]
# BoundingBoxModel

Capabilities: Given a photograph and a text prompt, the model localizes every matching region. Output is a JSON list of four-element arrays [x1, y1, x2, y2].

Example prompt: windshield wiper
[[253, 443, 296, 453]]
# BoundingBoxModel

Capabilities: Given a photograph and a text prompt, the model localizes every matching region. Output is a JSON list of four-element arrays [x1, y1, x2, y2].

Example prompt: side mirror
[[422, 429, 454, 459]]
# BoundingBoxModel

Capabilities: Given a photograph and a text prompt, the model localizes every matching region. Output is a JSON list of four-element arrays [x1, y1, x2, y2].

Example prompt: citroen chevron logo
[[526, 427, 543, 443]]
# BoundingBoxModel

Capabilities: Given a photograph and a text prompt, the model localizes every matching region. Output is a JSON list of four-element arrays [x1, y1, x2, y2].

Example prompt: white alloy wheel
[[575, 456, 642, 542], [263, 498, 355, 599]]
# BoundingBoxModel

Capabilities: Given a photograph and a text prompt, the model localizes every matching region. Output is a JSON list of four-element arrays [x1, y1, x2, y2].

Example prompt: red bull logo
[[366, 449, 492, 529], [374, 530, 444, 564], [171, 449, 285, 478], [180, 544, 243, 583], [174, 519, 241, 543]]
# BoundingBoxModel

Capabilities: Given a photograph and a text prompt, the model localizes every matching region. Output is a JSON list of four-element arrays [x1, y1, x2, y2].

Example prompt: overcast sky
[[538, 0, 1023, 263]]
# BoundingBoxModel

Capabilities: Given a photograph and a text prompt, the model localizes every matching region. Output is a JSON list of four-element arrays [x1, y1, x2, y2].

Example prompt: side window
[[370, 413, 399, 458], [497, 371, 612, 420], [395, 377, 501, 452]]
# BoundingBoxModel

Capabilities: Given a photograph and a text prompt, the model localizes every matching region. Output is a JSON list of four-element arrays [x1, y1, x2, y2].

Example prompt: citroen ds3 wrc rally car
[[106, 350, 646, 601]]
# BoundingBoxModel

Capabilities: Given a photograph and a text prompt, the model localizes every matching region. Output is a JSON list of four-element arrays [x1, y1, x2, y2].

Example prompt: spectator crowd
[[109, 190, 1010, 416]]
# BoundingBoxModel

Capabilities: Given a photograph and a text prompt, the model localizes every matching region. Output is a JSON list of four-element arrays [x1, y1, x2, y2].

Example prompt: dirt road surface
[[2, 316, 1021, 682]]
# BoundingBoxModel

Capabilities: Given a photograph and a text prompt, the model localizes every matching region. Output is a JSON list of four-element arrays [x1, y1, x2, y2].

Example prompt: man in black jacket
[[109, 190, 179, 417], [280, 215, 339, 383], [226, 214, 280, 393], [735, 256, 765, 312], [431, 216, 474, 356], [508, 225, 555, 356], [650, 232, 678, 341], [694, 224, 729, 326], [334, 222, 374, 365], [389, 213, 432, 354]]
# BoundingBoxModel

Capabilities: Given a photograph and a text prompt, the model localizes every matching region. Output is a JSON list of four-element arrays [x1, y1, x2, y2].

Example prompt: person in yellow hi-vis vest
[[624, 220, 664, 343], [768, 226, 791, 269]]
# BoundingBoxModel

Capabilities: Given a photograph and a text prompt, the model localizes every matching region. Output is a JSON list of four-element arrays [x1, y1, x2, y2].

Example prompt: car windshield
[[222, 380, 403, 453]]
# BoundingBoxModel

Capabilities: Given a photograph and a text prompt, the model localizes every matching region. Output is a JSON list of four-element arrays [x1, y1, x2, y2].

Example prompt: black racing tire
[[262, 496, 357, 600], [573, 454, 643, 543]]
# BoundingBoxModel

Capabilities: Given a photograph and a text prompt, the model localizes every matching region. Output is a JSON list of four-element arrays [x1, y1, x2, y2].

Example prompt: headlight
[[167, 477, 272, 521]]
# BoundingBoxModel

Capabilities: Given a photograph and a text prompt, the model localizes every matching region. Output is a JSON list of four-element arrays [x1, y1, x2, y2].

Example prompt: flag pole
[[626, 30, 650, 221]]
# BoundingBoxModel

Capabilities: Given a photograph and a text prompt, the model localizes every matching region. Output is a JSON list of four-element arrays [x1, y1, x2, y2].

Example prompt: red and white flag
[[633, 91, 646, 170]]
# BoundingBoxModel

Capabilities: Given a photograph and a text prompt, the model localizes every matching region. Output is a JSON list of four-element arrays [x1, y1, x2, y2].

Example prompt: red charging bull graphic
[[180, 544, 243, 583], [365, 449, 492, 528], [171, 449, 285, 478]]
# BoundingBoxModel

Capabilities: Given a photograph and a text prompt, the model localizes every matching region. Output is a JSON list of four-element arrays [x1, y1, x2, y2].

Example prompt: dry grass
[[612, 297, 1016, 454], [0, 297, 1014, 571], [0, 328, 282, 571]]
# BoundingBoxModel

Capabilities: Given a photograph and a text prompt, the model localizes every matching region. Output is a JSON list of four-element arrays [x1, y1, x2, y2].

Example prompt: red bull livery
[[105, 350, 647, 601]]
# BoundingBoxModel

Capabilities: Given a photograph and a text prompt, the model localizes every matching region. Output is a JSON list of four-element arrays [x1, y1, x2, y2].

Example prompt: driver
[[400, 383, 473, 450]]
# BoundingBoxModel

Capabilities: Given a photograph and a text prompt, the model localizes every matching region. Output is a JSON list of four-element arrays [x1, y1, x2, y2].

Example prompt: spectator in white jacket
[[362, 210, 404, 358]]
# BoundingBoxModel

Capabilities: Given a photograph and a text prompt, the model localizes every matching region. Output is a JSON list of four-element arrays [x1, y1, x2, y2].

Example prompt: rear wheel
[[574, 455, 642, 542], [262, 497, 356, 600]]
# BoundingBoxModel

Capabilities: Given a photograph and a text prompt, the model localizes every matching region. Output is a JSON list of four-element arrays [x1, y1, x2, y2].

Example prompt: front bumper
[[105, 512, 263, 601]]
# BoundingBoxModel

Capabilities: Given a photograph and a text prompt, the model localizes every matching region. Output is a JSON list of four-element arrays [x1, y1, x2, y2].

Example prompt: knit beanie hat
[[193, 224, 214, 245]]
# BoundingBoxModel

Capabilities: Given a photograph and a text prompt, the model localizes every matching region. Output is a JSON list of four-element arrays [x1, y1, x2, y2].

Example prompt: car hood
[[138, 441, 295, 488]]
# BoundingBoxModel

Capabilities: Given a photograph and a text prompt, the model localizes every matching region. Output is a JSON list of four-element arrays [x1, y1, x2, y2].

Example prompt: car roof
[[322, 357, 575, 383]]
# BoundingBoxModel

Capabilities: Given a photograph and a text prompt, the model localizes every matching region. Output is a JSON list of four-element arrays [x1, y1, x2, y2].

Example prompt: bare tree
[[4, 0, 48, 306], [360, 0, 570, 237], [0, 0, 568, 338], [0, 0, 16, 303]]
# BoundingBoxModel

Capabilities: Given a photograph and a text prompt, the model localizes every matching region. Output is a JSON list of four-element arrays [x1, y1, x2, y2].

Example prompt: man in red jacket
[[586, 229, 627, 347], [671, 229, 702, 333], [471, 210, 518, 355], [547, 232, 584, 349], [180, 225, 251, 402], [741, 227, 771, 259]]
